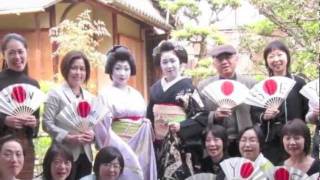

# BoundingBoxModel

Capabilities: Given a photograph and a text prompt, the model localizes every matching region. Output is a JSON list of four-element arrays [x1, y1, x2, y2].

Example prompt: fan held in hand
[[0, 83, 46, 116], [201, 80, 249, 109], [245, 76, 296, 109], [300, 78, 319, 109], [265, 166, 318, 180], [56, 98, 108, 133], [220, 157, 267, 180]]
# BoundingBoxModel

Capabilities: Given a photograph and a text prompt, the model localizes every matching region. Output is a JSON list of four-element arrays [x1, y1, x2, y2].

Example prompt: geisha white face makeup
[[160, 51, 180, 82], [112, 61, 131, 88]]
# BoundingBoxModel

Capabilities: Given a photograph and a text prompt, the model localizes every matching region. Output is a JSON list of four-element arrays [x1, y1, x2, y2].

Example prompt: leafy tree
[[49, 10, 110, 68], [159, 0, 241, 82], [239, 0, 319, 79], [159, 0, 240, 59]]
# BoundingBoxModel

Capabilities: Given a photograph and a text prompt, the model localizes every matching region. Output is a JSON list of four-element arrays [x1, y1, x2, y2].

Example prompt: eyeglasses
[[52, 159, 72, 167], [1, 151, 23, 160], [102, 162, 121, 169]]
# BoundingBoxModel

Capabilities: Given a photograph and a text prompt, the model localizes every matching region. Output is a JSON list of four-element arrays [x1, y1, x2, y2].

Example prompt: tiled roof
[[98, 0, 172, 30], [0, 0, 171, 30], [0, 0, 62, 15]]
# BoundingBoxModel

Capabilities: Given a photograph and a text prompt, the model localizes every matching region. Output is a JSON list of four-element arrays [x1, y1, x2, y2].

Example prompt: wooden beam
[[112, 12, 118, 45]]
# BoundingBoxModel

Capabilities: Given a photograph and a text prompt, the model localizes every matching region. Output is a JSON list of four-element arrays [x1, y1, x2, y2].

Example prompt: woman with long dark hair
[[0, 33, 39, 179]]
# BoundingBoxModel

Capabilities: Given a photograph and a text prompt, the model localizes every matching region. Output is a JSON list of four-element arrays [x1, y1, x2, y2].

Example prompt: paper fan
[[245, 76, 296, 109], [220, 157, 267, 180], [0, 83, 46, 116], [300, 78, 319, 108], [185, 173, 216, 180], [56, 98, 108, 133], [201, 80, 249, 108], [265, 166, 314, 180]]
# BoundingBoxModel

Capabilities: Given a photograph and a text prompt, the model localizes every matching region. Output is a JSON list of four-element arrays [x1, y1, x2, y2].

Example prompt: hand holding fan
[[300, 78, 319, 108], [220, 157, 267, 180], [0, 83, 46, 116], [265, 166, 313, 180], [201, 80, 249, 109], [245, 76, 296, 109], [56, 98, 108, 133]]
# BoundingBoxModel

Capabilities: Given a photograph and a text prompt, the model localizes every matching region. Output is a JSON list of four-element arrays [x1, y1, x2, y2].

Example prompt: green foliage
[[160, 0, 239, 81], [39, 80, 59, 93], [160, 0, 201, 16], [49, 10, 110, 67], [33, 136, 52, 176], [244, 19, 276, 36], [240, 0, 319, 79], [184, 57, 215, 83]]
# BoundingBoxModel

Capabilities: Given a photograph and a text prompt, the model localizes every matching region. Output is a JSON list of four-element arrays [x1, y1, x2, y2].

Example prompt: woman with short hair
[[43, 50, 94, 179], [281, 119, 320, 176], [251, 40, 308, 165], [81, 146, 125, 180], [238, 126, 273, 172], [0, 135, 24, 180]]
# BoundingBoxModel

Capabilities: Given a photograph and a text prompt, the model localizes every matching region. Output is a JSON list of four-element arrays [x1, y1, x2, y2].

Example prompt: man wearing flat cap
[[179, 45, 256, 157], [196, 44, 256, 156]]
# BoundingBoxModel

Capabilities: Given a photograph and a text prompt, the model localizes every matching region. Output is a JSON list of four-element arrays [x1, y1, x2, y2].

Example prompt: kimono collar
[[161, 76, 186, 92]]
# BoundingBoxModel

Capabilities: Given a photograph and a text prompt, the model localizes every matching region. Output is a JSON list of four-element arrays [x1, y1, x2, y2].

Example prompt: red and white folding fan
[[300, 78, 319, 108], [265, 166, 318, 180], [185, 173, 216, 180], [201, 80, 249, 109], [56, 98, 108, 133], [220, 157, 267, 180], [245, 76, 296, 109], [0, 83, 46, 116]]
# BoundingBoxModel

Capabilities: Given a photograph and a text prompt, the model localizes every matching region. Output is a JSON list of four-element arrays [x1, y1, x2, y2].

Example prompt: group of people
[[0, 32, 318, 180]]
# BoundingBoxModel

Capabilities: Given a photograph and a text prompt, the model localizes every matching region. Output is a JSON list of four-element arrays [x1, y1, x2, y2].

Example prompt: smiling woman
[[281, 119, 320, 176], [0, 135, 24, 180], [250, 40, 309, 165], [0, 33, 40, 179], [43, 51, 94, 179]]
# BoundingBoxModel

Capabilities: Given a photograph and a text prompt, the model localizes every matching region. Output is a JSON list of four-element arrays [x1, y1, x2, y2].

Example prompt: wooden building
[[0, 0, 171, 97]]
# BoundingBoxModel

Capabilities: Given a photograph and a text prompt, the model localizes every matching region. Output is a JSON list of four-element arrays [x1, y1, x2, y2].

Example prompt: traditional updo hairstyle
[[104, 45, 136, 80], [152, 40, 188, 66]]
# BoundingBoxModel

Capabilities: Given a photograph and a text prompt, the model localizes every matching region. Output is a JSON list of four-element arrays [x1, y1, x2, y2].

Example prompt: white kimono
[[95, 85, 156, 180]]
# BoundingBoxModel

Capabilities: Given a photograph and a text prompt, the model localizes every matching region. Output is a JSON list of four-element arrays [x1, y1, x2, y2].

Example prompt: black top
[[146, 78, 194, 126], [307, 159, 320, 176], [201, 155, 227, 179], [251, 74, 309, 142], [0, 69, 40, 139], [280, 159, 320, 176]]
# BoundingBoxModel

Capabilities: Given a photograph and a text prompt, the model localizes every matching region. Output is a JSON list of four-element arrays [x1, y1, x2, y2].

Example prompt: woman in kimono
[[251, 40, 308, 165], [94, 45, 156, 180], [146, 40, 194, 179], [0, 33, 39, 179], [43, 51, 94, 179]]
